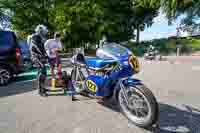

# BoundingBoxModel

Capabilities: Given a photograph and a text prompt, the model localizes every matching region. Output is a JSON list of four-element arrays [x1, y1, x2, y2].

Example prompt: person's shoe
[[41, 93, 48, 97], [39, 91, 48, 97], [72, 96, 78, 101]]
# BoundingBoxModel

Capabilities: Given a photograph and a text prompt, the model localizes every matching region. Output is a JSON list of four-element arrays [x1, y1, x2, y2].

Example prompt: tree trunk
[[136, 25, 140, 44]]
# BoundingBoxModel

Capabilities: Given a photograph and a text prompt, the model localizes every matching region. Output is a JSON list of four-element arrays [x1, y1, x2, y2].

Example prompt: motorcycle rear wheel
[[71, 68, 86, 92], [118, 84, 159, 128]]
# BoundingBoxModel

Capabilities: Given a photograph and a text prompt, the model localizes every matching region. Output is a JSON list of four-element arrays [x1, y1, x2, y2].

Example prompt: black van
[[18, 40, 33, 70], [0, 31, 24, 85]]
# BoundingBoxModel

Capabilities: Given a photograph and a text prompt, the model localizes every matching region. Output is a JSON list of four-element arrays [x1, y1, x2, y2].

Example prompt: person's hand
[[51, 48, 58, 54]]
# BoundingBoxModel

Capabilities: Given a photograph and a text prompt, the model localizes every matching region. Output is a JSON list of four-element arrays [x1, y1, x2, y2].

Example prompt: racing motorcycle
[[144, 48, 162, 61], [71, 43, 159, 128]]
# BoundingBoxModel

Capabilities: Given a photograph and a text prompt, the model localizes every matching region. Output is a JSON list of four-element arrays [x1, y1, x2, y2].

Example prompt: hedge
[[125, 37, 200, 56]]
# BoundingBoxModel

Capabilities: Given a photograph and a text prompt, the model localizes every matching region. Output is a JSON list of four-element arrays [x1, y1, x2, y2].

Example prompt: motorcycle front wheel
[[118, 84, 159, 128]]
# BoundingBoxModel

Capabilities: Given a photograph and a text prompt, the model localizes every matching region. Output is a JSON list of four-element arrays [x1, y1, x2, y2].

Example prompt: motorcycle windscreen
[[96, 43, 132, 59]]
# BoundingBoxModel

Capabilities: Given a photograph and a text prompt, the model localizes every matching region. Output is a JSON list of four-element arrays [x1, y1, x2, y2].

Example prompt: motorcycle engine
[[89, 69, 107, 77], [95, 72, 105, 76]]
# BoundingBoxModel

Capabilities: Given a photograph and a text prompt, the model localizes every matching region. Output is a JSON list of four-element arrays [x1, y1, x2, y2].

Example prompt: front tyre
[[118, 84, 158, 128]]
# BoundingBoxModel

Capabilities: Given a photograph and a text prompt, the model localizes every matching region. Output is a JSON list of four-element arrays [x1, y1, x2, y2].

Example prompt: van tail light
[[16, 48, 21, 64]]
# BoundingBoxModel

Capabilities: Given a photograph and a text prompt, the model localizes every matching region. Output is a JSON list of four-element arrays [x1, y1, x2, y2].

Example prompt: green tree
[[0, 1, 12, 30], [50, 0, 136, 47], [1, 0, 56, 38], [161, 0, 200, 32], [0, 9, 10, 30], [1, 0, 161, 48], [132, 0, 160, 44]]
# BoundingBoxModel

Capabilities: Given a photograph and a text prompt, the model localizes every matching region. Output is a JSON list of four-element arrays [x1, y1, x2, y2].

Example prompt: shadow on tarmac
[[0, 68, 52, 98], [99, 99, 200, 133]]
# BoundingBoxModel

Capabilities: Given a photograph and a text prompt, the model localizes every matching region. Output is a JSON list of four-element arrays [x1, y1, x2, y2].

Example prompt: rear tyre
[[62, 71, 71, 89], [71, 67, 87, 101], [118, 84, 159, 128], [0, 66, 11, 86], [71, 68, 85, 92]]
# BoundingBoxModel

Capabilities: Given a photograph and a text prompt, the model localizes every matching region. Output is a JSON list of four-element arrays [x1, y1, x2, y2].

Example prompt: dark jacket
[[29, 33, 47, 58]]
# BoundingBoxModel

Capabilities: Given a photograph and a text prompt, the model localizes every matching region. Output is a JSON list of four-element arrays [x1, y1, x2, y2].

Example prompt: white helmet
[[35, 24, 48, 36]]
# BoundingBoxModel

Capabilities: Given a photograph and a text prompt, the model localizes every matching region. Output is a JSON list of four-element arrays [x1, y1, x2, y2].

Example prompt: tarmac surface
[[0, 56, 200, 133]]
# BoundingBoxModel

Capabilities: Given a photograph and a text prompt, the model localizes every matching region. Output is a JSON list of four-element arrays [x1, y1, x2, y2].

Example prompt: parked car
[[18, 40, 33, 70], [0, 31, 25, 85]]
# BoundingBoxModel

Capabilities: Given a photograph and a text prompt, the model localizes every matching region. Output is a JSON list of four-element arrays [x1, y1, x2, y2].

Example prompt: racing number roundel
[[86, 80, 97, 93]]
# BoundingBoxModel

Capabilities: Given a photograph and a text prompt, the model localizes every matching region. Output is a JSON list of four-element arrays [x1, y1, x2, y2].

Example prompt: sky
[[140, 12, 188, 41]]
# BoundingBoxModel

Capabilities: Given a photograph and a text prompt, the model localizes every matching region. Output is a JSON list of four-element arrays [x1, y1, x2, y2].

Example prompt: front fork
[[119, 79, 130, 105]]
